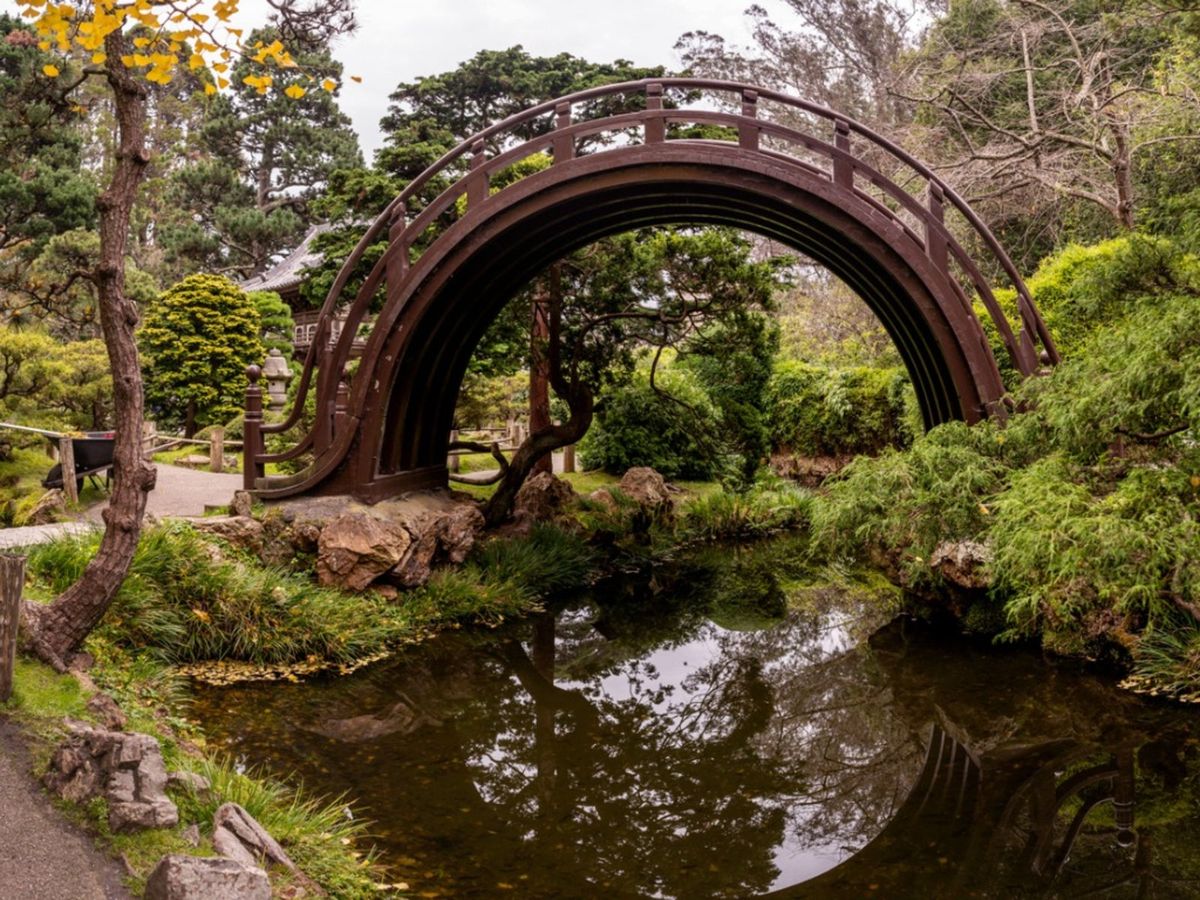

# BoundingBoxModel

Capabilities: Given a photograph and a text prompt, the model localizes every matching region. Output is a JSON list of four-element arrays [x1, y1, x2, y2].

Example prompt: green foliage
[[28, 524, 407, 666], [766, 360, 913, 457], [677, 480, 813, 542], [247, 290, 294, 358], [581, 362, 719, 480], [471, 523, 597, 595], [139, 274, 265, 434]]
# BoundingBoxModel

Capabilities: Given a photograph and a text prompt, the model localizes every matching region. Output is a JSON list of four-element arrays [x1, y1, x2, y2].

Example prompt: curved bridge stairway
[[242, 78, 1058, 502]]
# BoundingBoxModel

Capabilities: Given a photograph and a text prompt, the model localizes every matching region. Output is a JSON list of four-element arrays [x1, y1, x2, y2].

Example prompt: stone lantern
[[261, 348, 292, 409]]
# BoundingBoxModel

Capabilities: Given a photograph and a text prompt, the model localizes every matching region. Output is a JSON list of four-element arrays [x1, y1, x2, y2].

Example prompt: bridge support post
[[243, 366, 264, 492], [58, 436, 77, 505]]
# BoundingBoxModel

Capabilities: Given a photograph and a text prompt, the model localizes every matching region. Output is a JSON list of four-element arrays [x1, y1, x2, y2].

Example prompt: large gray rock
[[143, 855, 270, 900], [513, 472, 577, 526], [931, 540, 993, 590], [316, 513, 413, 590], [211, 802, 297, 873], [44, 723, 178, 832], [392, 504, 485, 588]]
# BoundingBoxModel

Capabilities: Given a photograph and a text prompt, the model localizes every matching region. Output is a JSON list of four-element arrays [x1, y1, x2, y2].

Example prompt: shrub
[[677, 479, 813, 542], [580, 369, 719, 480], [139, 274, 265, 435], [765, 360, 912, 457]]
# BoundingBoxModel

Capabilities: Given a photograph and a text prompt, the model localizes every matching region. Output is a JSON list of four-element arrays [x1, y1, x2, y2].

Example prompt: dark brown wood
[[58, 437, 78, 505], [243, 365, 264, 491], [243, 77, 1059, 506], [0, 554, 25, 703]]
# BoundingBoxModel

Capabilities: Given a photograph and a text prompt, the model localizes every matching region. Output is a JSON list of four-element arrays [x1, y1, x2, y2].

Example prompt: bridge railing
[[247, 78, 1060, 490]]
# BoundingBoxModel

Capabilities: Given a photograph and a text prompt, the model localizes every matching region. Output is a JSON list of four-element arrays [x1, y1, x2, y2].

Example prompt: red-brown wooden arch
[[243, 79, 1058, 502]]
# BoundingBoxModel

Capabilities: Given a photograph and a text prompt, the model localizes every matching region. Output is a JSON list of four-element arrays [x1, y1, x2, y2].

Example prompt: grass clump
[[27, 523, 410, 666], [677, 479, 812, 542]]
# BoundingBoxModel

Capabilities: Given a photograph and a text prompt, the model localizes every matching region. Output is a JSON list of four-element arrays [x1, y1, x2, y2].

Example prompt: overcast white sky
[[238, 0, 759, 159]]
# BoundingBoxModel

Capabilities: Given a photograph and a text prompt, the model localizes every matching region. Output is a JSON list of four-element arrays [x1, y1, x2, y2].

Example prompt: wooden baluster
[[552, 101, 574, 163], [334, 368, 351, 437], [833, 119, 853, 189], [645, 82, 665, 143], [926, 182, 949, 274], [58, 436, 77, 505], [243, 365, 264, 491], [209, 426, 224, 473], [739, 89, 759, 151], [467, 139, 488, 208]]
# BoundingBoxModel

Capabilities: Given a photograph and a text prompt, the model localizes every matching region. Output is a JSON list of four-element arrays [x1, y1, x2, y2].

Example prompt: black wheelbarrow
[[42, 432, 116, 493]]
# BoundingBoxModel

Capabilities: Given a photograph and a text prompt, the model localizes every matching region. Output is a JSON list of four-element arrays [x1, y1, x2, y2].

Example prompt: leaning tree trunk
[[22, 34, 157, 669], [528, 275, 555, 477]]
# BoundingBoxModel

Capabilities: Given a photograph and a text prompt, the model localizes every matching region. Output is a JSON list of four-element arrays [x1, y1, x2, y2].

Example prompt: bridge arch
[[244, 79, 1059, 501]]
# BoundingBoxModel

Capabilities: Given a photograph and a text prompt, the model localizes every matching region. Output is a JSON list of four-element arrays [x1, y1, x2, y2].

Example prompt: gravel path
[[85, 463, 243, 524], [0, 720, 130, 899]]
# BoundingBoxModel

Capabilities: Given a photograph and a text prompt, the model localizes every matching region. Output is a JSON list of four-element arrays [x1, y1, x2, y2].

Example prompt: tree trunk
[[529, 275, 554, 477], [22, 34, 156, 669]]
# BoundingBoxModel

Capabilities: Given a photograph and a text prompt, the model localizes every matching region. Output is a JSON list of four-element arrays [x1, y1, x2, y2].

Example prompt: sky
[[236, 0, 759, 159]]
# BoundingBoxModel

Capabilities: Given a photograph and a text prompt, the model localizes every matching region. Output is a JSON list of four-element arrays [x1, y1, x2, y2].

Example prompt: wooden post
[[563, 444, 576, 474], [58, 436, 78, 504], [142, 420, 157, 457], [0, 554, 26, 704], [243, 365, 264, 491], [448, 429, 460, 473], [209, 427, 225, 473]]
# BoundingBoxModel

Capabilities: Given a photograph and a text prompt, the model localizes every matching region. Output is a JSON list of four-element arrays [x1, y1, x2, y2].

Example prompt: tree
[[248, 289, 295, 358], [140, 275, 266, 436], [15, 0, 356, 668], [162, 26, 361, 278], [898, 0, 1200, 247], [472, 228, 788, 524]]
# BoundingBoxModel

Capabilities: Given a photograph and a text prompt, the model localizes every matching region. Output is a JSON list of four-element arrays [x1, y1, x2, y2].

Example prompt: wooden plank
[[0, 554, 27, 703], [209, 427, 225, 473], [58, 437, 78, 504]]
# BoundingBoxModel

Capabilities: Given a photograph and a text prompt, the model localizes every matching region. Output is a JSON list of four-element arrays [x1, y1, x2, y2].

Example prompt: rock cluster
[[144, 855, 269, 900], [930, 540, 993, 590], [211, 802, 298, 873], [513, 471, 577, 528], [43, 722, 178, 833]]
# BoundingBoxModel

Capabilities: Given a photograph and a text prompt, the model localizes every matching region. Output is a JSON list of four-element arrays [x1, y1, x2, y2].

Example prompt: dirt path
[[85, 463, 242, 524], [0, 719, 130, 899]]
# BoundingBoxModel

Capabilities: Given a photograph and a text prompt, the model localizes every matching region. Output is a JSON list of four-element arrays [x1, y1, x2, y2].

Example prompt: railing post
[[926, 182, 948, 273], [448, 429, 460, 473], [58, 436, 77, 504], [209, 426, 225, 474], [243, 365, 264, 491], [739, 89, 759, 151], [832, 119, 853, 189], [553, 101, 574, 163], [0, 553, 26, 704], [644, 82, 665, 144], [314, 347, 334, 454], [562, 443, 576, 474], [467, 139, 488, 208], [334, 367, 351, 438]]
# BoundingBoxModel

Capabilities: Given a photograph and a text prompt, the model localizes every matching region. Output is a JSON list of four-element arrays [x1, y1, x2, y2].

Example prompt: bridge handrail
[[253, 78, 1059, 482]]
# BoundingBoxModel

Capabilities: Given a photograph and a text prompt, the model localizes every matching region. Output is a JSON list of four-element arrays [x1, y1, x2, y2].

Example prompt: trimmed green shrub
[[765, 360, 913, 458]]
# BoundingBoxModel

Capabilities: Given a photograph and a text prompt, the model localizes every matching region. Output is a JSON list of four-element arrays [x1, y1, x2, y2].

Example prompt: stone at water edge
[[930, 540, 993, 591], [43, 723, 179, 832], [392, 503, 486, 588], [618, 467, 673, 513], [587, 488, 619, 514], [143, 855, 270, 900], [315, 512, 413, 590], [211, 802, 298, 873]]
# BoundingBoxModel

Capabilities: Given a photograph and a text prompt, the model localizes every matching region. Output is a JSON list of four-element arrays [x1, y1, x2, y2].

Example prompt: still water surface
[[192, 539, 1200, 898]]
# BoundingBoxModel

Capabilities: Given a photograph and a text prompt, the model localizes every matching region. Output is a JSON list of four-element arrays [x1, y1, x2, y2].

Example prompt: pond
[[191, 538, 1200, 899]]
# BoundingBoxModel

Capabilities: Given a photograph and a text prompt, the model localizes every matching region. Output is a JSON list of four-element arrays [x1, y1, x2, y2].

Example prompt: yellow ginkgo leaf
[[204, 83, 217, 95], [91, 52, 106, 64], [321, 78, 337, 92], [42, 63, 59, 77], [284, 84, 306, 99]]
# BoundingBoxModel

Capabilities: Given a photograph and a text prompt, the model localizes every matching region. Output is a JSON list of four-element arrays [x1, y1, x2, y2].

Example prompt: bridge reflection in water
[[190, 547, 1200, 899]]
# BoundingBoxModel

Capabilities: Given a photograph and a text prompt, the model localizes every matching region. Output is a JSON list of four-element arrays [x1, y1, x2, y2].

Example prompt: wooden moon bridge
[[242, 78, 1059, 502]]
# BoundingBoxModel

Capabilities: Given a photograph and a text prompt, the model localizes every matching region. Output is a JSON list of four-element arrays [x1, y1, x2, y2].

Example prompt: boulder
[[211, 803, 297, 873], [618, 467, 674, 519], [513, 472, 576, 526], [186, 516, 266, 554], [931, 540, 993, 591], [85, 692, 127, 731], [23, 489, 66, 526], [230, 490, 254, 518], [167, 770, 212, 800], [44, 724, 178, 832], [587, 489, 619, 514], [316, 513, 413, 590], [144, 855, 269, 900], [392, 504, 485, 588]]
